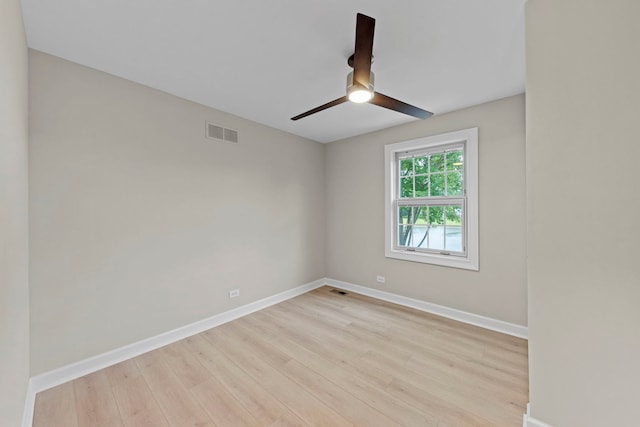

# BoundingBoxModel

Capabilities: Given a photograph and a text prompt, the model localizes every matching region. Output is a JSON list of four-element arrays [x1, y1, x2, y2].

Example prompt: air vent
[[223, 128, 238, 143], [206, 121, 238, 143]]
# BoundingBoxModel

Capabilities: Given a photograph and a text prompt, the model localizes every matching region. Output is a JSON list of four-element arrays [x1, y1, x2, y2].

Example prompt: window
[[384, 128, 478, 270]]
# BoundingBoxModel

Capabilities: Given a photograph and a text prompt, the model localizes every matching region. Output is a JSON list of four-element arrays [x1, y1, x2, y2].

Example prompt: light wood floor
[[33, 286, 529, 426]]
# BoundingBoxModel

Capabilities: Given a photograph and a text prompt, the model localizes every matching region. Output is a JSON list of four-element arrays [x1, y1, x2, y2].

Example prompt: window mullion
[[412, 157, 416, 197], [444, 152, 448, 196], [442, 206, 447, 252]]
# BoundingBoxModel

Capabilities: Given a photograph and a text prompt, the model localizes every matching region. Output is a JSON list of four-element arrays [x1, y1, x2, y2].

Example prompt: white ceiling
[[20, 0, 526, 143]]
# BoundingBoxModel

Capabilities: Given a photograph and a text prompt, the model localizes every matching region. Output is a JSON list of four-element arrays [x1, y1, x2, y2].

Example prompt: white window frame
[[384, 128, 479, 270]]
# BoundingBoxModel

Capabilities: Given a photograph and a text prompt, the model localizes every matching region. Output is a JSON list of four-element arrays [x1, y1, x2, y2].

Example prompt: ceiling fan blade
[[353, 13, 375, 88], [291, 96, 349, 121], [370, 92, 433, 120]]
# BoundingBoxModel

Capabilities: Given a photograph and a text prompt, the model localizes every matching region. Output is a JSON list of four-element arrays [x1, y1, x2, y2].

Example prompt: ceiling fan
[[291, 13, 433, 121]]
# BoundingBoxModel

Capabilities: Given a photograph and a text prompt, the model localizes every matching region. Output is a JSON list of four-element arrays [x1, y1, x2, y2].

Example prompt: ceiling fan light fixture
[[346, 71, 374, 103], [348, 88, 373, 103]]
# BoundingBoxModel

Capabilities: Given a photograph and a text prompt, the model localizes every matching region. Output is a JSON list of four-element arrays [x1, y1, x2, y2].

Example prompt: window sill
[[385, 248, 479, 271]]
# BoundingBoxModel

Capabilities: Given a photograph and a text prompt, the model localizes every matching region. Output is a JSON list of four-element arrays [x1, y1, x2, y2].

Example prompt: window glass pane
[[398, 206, 418, 226], [415, 176, 429, 197], [398, 224, 413, 246], [429, 173, 445, 196], [400, 158, 413, 176], [428, 206, 444, 224], [426, 224, 446, 250], [398, 206, 411, 224], [414, 156, 428, 174], [413, 206, 428, 225], [445, 229, 462, 252], [398, 224, 431, 248], [446, 171, 463, 196], [430, 153, 445, 172], [445, 205, 462, 224], [400, 177, 413, 198], [410, 226, 429, 248], [445, 205, 463, 252], [446, 150, 464, 171], [427, 205, 446, 251]]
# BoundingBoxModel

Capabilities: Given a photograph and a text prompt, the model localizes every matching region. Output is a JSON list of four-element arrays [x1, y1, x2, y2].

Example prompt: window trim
[[384, 128, 479, 270]]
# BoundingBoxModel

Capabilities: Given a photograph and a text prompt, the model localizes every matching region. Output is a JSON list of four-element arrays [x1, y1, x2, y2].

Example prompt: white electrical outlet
[[376, 275, 386, 284], [229, 289, 240, 298]]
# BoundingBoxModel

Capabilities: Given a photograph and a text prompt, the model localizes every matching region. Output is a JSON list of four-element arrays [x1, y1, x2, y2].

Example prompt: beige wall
[[526, 1, 640, 425], [0, 0, 30, 424], [325, 94, 527, 326], [29, 51, 325, 375]]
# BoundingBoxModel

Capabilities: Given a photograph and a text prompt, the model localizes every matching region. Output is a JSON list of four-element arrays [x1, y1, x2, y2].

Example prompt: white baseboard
[[523, 403, 554, 427], [21, 378, 35, 427], [324, 278, 528, 339], [22, 278, 325, 426]]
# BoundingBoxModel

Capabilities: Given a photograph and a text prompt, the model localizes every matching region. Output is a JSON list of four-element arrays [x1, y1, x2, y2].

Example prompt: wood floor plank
[[73, 370, 124, 427], [135, 356, 215, 427], [160, 341, 213, 390], [33, 382, 78, 427], [317, 288, 512, 352], [255, 306, 397, 389], [105, 359, 142, 388], [229, 319, 403, 427], [183, 334, 289, 425], [241, 309, 439, 427], [361, 349, 521, 426], [121, 408, 171, 427], [32, 286, 528, 427], [305, 288, 529, 392], [204, 324, 355, 427], [267, 409, 309, 427], [384, 376, 498, 427], [190, 376, 261, 427], [104, 359, 172, 427], [284, 358, 402, 427], [111, 376, 154, 417]]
